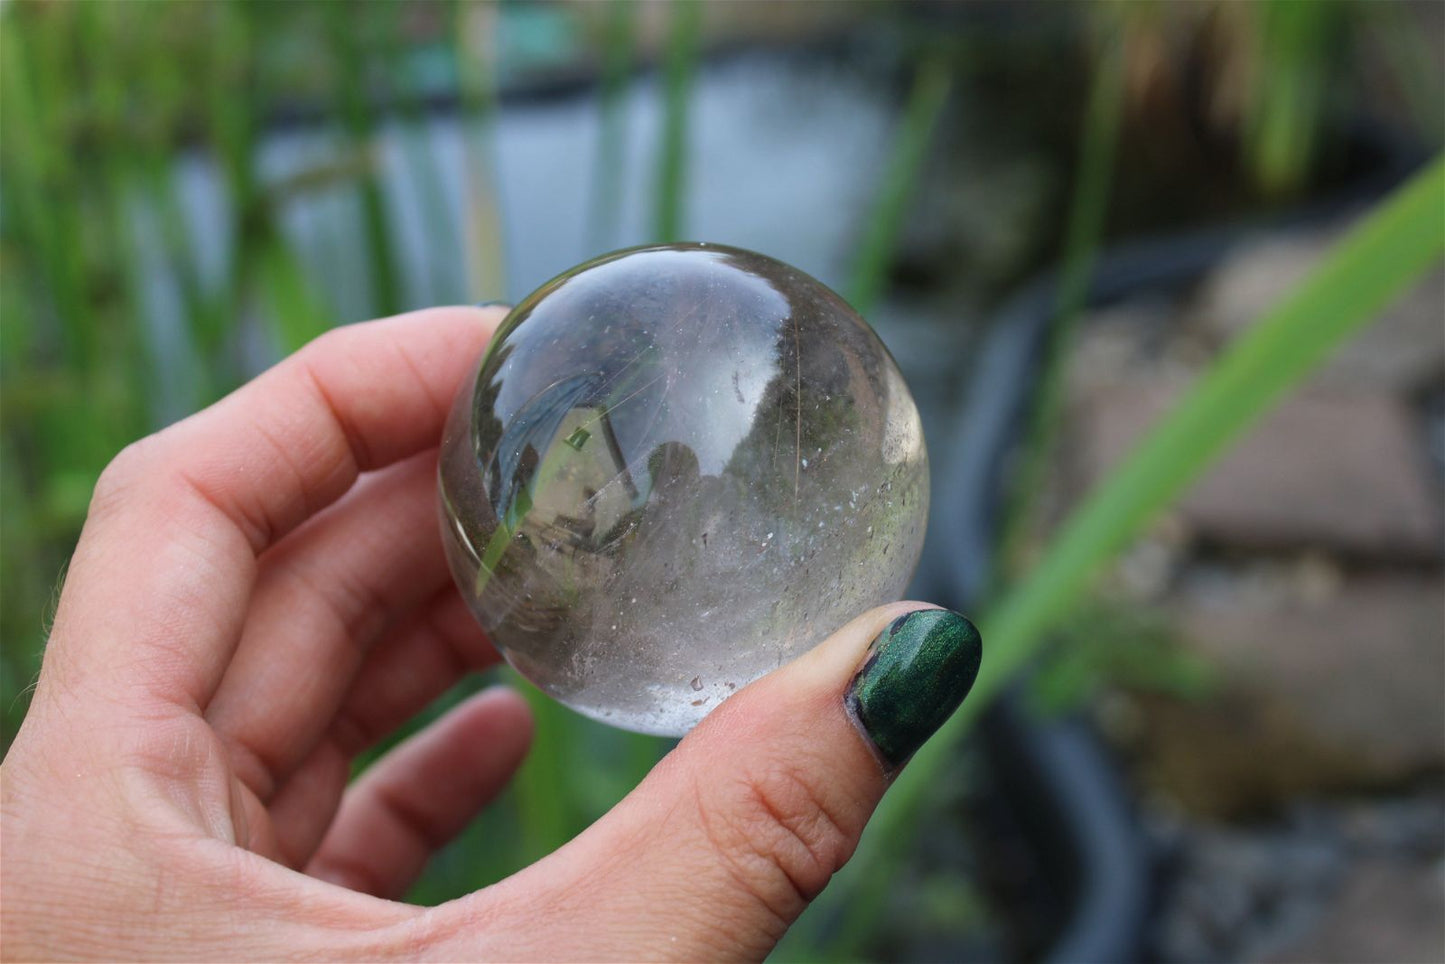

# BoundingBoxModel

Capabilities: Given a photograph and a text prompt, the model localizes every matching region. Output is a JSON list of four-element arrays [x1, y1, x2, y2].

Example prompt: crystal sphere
[[438, 243, 928, 736]]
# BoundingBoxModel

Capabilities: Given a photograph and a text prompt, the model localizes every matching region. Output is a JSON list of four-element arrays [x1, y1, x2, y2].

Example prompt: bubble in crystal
[[438, 243, 928, 736]]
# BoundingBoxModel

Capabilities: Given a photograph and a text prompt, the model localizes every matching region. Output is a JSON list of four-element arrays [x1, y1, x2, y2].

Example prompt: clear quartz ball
[[438, 243, 928, 736]]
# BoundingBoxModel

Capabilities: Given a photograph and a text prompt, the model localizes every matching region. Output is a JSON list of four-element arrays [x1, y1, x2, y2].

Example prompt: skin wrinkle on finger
[[685, 775, 795, 945], [113, 714, 243, 846], [370, 326, 457, 432], [669, 702, 871, 943], [162, 390, 352, 557], [228, 770, 253, 852], [710, 747, 858, 906], [223, 398, 354, 550], [298, 338, 381, 480], [172, 322, 426, 556]]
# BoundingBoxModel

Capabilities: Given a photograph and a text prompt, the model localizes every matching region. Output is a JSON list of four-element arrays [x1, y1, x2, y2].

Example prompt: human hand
[[1, 306, 980, 961]]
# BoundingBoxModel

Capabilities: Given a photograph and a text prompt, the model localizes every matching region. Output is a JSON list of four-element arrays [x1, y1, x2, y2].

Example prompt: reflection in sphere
[[439, 243, 928, 736]]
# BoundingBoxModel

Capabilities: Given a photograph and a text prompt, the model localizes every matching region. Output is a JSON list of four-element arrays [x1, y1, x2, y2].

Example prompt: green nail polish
[[846, 609, 982, 768]]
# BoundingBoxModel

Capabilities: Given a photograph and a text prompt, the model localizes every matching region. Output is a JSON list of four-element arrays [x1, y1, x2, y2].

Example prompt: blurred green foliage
[[1026, 599, 1217, 714], [2, 0, 1441, 957]]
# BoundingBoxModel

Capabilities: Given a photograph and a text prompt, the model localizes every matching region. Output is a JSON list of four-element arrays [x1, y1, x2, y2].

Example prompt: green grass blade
[[386, 6, 467, 306], [3, 11, 91, 376], [1367, 2, 1445, 147], [653, 0, 701, 243], [455, 0, 508, 302], [846, 57, 951, 315], [329, 3, 402, 318], [1245, 1, 1340, 198], [512, 683, 585, 860], [994, 28, 1126, 586], [259, 239, 337, 353], [588, 0, 636, 252]]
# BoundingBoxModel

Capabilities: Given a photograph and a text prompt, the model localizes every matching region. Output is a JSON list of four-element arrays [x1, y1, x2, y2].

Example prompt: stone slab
[[1074, 381, 1444, 560]]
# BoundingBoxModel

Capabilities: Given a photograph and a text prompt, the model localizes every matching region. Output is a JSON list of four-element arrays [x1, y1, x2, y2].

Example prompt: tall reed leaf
[[1246, 1, 1340, 198], [330, 3, 402, 319], [653, 0, 700, 243], [456, 0, 507, 301], [588, 0, 636, 252], [846, 57, 950, 315], [995, 27, 1126, 586]]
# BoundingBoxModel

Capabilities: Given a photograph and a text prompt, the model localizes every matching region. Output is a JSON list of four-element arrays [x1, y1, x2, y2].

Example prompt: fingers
[[251, 589, 501, 865], [328, 589, 501, 758], [43, 306, 504, 713], [206, 450, 451, 800], [428, 603, 982, 962], [306, 688, 532, 900]]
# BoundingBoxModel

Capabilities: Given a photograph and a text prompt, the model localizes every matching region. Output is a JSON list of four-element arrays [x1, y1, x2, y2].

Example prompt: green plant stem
[[259, 239, 335, 353], [846, 57, 951, 315], [513, 678, 584, 860], [653, 0, 701, 243], [330, 3, 402, 318], [1368, 2, 1445, 147], [994, 28, 1126, 589], [1246, 0, 1340, 198], [589, 0, 636, 252], [207, 2, 262, 332], [456, 0, 507, 301], [383, 0, 465, 306]]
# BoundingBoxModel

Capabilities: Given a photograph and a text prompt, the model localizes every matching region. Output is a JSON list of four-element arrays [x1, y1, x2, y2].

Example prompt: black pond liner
[[908, 121, 1426, 963]]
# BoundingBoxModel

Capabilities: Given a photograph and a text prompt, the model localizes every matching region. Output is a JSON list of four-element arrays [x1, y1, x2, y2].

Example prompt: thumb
[[431, 602, 981, 962]]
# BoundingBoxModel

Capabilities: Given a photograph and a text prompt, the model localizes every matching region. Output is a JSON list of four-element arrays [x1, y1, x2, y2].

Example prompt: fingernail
[[846, 609, 982, 768], [475, 300, 512, 310]]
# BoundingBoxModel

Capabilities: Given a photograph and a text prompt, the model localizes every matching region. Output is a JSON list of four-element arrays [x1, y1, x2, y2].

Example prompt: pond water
[[155, 51, 896, 344]]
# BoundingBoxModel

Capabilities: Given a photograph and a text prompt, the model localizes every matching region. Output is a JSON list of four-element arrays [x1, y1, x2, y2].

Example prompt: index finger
[[44, 305, 504, 710]]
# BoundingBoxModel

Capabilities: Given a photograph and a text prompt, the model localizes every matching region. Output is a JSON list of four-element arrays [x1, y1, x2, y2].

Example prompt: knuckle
[[695, 757, 855, 924], [303, 324, 347, 357], [297, 326, 360, 390], [90, 437, 162, 516]]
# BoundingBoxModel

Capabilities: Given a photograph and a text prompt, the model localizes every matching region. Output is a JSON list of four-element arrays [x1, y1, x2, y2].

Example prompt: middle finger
[[205, 450, 450, 800]]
